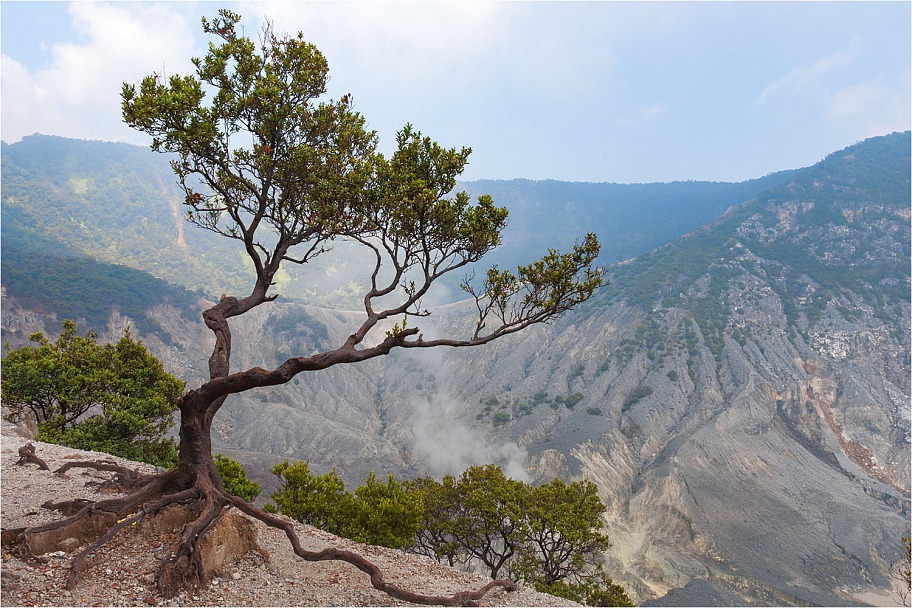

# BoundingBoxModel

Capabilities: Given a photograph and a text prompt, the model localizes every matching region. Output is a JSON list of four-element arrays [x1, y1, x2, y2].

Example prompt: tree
[[2, 320, 184, 468], [515, 478, 611, 586], [268, 463, 422, 550], [265, 459, 348, 531], [213, 454, 260, 503], [8, 10, 606, 605], [342, 472, 424, 550], [407, 475, 465, 567], [406, 468, 632, 606], [512, 479, 631, 606], [449, 465, 529, 580]]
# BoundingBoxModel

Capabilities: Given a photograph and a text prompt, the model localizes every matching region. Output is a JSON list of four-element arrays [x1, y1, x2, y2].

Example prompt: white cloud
[[1, 2, 198, 144], [616, 102, 668, 126], [827, 71, 912, 137], [757, 38, 862, 104]]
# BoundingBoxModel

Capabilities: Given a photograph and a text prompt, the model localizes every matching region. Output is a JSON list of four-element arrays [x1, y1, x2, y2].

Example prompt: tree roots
[[4, 444, 517, 606], [16, 443, 48, 470]]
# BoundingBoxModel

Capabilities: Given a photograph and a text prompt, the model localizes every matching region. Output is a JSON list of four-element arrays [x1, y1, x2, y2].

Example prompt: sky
[[1, 1, 909, 184]]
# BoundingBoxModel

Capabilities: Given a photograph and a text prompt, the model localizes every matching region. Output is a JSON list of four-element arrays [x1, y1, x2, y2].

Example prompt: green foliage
[[407, 467, 631, 605], [122, 9, 605, 340], [1, 245, 203, 338], [213, 454, 261, 502], [267, 308, 329, 342], [1, 320, 184, 468], [568, 363, 586, 382], [266, 459, 349, 532], [621, 385, 653, 413], [1, 135, 255, 302], [267, 461, 422, 550], [342, 472, 423, 550], [535, 573, 634, 607], [267, 458, 632, 603], [565, 392, 585, 409], [514, 478, 610, 584], [468, 234, 605, 329], [493, 411, 511, 425], [407, 475, 464, 567], [448, 465, 528, 579]]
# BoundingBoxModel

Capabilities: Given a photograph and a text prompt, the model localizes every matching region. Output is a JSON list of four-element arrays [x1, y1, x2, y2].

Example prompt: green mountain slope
[[2, 134, 797, 313], [1, 135, 254, 300]]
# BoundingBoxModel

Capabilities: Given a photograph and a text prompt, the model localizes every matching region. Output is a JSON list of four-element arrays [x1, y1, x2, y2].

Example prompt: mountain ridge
[[1, 131, 909, 606]]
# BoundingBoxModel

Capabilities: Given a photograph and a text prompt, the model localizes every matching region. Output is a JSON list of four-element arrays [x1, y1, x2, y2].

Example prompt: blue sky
[[2, 1, 909, 183]]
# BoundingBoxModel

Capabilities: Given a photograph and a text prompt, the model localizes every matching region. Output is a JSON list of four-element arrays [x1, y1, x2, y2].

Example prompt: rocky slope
[[2, 132, 909, 606], [0, 421, 573, 607]]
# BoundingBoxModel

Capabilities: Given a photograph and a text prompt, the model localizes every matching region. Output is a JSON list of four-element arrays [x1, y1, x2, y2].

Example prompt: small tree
[[265, 459, 348, 531], [450, 465, 529, 580], [405, 467, 632, 607], [2, 320, 184, 468], [9, 10, 606, 605], [343, 472, 423, 550], [516, 478, 611, 586], [268, 464, 421, 550], [407, 475, 465, 567], [213, 454, 260, 502]]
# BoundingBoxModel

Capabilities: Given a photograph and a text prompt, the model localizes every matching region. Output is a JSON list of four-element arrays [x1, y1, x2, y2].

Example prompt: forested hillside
[[1, 134, 794, 318], [1, 132, 909, 606]]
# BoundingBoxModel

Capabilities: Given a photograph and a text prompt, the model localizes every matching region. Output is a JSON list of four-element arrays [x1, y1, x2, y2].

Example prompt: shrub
[[493, 411, 511, 425], [343, 472, 423, 550], [266, 459, 349, 531], [1, 320, 184, 468], [565, 393, 584, 409], [213, 454, 260, 502]]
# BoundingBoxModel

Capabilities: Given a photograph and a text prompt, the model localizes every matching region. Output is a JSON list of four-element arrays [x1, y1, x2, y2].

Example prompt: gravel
[[0, 422, 577, 607]]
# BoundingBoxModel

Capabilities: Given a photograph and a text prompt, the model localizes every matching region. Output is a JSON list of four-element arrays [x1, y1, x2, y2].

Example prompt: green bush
[[2, 320, 184, 468], [267, 461, 422, 550], [493, 411, 511, 425], [621, 385, 653, 413], [342, 472, 423, 550], [266, 460, 348, 531], [213, 454, 260, 502], [564, 393, 584, 408]]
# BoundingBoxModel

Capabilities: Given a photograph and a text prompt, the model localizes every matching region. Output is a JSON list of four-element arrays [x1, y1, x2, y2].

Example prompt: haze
[[2, 1, 909, 183]]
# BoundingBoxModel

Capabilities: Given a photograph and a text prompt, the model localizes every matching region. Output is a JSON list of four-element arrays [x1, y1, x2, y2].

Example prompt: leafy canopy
[[265, 460, 421, 550], [1, 320, 185, 468], [266, 459, 633, 606], [213, 453, 261, 502], [122, 9, 605, 355]]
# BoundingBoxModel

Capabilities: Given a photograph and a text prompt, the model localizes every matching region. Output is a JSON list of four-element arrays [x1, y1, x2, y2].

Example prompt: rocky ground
[[0, 422, 575, 607]]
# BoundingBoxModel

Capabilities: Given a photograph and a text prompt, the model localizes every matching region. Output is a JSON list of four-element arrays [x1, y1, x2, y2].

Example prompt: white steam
[[410, 392, 530, 483]]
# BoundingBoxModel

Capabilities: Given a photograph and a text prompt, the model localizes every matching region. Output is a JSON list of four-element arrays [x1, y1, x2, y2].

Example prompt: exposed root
[[9, 471, 172, 560], [6, 455, 517, 606], [55, 459, 150, 490], [66, 510, 146, 589], [226, 495, 518, 606], [17, 443, 49, 470], [156, 488, 225, 597], [42, 498, 94, 516], [67, 487, 200, 591]]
